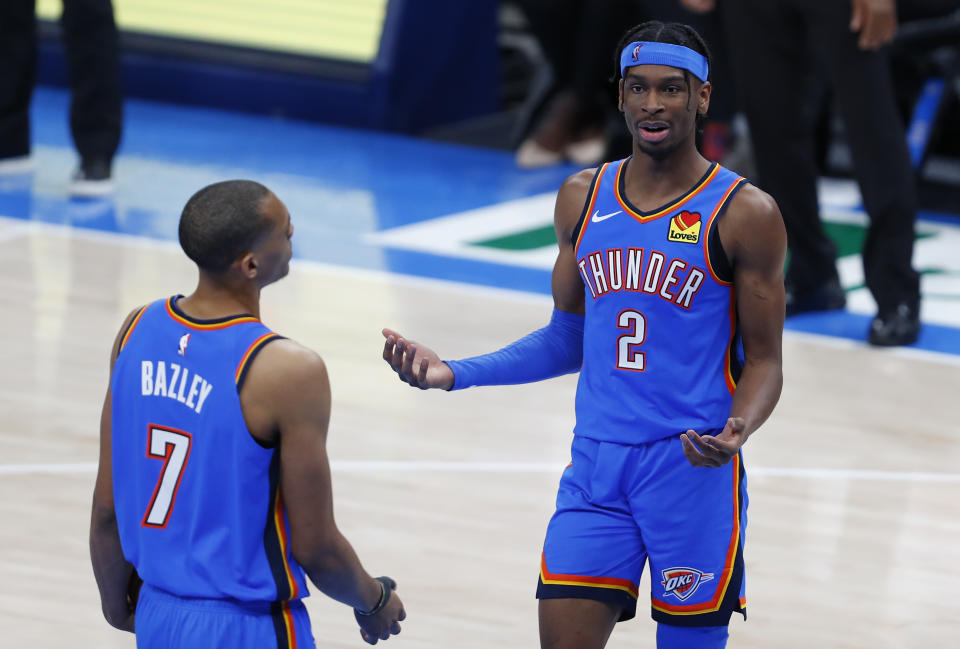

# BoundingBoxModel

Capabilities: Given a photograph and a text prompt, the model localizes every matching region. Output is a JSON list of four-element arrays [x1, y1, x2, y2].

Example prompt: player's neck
[[179, 274, 262, 320], [626, 141, 712, 203]]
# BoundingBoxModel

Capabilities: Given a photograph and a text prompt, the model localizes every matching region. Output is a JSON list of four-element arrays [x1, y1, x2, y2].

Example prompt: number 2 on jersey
[[142, 425, 192, 529], [617, 309, 646, 371]]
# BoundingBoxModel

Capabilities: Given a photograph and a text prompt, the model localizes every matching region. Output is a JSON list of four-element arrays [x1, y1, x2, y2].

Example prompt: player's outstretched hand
[[680, 417, 747, 468], [382, 328, 454, 390], [355, 577, 405, 645]]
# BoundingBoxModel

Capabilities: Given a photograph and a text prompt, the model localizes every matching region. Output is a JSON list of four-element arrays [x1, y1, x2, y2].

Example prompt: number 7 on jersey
[[142, 425, 192, 529]]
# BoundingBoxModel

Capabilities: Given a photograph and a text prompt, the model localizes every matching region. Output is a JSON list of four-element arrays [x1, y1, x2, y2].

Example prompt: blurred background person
[[513, 0, 738, 168], [685, 0, 930, 346], [0, 0, 122, 196]]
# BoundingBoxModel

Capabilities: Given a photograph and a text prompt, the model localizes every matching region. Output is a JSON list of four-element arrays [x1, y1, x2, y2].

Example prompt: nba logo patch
[[178, 333, 191, 356], [661, 567, 714, 601], [632, 44, 642, 61], [667, 210, 701, 244]]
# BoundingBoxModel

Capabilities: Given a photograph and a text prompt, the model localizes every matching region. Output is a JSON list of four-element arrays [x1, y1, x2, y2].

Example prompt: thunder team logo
[[661, 567, 714, 601], [667, 210, 702, 244]]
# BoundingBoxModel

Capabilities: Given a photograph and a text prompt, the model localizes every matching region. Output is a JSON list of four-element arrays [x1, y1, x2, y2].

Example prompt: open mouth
[[638, 122, 670, 142]]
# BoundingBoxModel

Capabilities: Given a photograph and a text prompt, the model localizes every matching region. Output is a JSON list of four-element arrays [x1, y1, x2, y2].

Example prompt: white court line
[[2, 461, 959, 483], [0, 220, 32, 244], [2, 216, 958, 364]]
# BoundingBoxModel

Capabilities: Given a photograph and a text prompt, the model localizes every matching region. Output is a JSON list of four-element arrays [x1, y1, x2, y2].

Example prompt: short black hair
[[178, 180, 273, 273], [613, 21, 711, 82]]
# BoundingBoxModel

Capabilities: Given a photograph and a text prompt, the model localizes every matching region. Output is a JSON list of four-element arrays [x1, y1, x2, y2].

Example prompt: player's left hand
[[681, 417, 747, 468]]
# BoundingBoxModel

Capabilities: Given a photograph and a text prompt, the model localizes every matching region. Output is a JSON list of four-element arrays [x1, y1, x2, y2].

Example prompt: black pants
[[723, 0, 920, 314], [0, 0, 122, 163]]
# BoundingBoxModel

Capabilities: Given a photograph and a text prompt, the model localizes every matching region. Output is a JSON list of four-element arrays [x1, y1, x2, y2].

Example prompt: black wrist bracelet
[[355, 576, 394, 616]]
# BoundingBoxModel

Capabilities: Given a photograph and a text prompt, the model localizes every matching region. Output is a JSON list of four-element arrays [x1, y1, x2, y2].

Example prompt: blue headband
[[619, 41, 709, 82]]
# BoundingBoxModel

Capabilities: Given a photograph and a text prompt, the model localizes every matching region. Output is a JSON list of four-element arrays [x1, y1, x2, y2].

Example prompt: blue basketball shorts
[[135, 583, 316, 649], [536, 434, 748, 627]]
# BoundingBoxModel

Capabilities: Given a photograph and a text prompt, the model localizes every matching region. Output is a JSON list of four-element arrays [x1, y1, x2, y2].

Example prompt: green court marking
[[474, 225, 556, 250], [472, 220, 934, 255], [825, 222, 933, 258]]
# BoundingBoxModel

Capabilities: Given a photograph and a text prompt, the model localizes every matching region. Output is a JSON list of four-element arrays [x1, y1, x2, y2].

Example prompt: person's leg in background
[[650, 0, 737, 162], [723, 0, 846, 314], [61, 0, 122, 192], [807, 0, 921, 345], [515, 0, 639, 167], [0, 0, 37, 167]]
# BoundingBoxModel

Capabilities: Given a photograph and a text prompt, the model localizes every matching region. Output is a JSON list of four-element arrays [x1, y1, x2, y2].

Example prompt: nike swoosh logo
[[591, 210, 622, 223]]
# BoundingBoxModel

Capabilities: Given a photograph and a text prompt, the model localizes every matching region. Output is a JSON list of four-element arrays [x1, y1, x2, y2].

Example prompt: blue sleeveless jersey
[[110, 296, 309, 603], [573, 159, 747, 444]]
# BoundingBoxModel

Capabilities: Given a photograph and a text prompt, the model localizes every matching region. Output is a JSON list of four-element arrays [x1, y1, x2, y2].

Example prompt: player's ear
[[697, 80, 712, 117], [238, 252, 258, 279], [618, 79, 624, 112]]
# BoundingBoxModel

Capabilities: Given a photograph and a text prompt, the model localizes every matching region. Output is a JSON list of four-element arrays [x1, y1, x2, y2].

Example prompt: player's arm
[[90, 308, 142, 633], [242, 341, 404, 644], [381, 169, 592, 389], [682, 185, 786, 467]]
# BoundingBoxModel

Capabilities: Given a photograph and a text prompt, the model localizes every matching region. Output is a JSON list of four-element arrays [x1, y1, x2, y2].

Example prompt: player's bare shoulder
[[555, 167, 599, 243], [719, 183, 786, 265], [239, 337, 331, 442], [244, 337, 328, 396]]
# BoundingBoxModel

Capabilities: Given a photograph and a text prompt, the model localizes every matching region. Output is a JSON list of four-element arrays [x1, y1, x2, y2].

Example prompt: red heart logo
[[675, 211, 700, 230]]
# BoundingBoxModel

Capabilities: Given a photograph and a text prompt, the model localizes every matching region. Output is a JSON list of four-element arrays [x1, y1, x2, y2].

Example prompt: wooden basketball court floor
[[1, 221, 958, 649]]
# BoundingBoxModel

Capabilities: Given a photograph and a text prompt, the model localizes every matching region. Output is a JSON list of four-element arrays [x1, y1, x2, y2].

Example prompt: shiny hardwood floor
[[1, 221, 958, 649]]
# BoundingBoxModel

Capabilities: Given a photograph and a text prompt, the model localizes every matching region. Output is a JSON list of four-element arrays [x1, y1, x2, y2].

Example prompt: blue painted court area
[[2, 86, 959, 356]]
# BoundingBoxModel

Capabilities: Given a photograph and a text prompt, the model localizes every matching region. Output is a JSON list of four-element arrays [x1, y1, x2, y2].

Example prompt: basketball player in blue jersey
[[381, 21, 785, 649], [91, 180, 406, 647]]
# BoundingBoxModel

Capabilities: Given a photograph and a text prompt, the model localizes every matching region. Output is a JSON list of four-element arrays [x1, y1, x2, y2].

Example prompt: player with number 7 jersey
[[111, 296, 302, 600], [92, 181, 406, 649]]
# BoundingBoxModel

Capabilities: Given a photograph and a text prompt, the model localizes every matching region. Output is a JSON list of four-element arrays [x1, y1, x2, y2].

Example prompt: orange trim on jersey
[[615, 160, 720, 223], [164, 297, 259, 330], [652, 454, 741, 615], [739, 597, 747, 608], [702, 176, 745, 286], [235, 333, 281, 384], [724, 292, 738, 395], [540, 553, 639, 599], [574, 163, 610, 254], [278, 601, 298, 649], [119, 306, 148, 351], [274, 489, 300, 600]]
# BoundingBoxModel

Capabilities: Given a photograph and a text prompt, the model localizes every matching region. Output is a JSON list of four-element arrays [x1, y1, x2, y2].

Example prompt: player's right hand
[[355, 579, 405, 645], [382, 328, 455, 390]]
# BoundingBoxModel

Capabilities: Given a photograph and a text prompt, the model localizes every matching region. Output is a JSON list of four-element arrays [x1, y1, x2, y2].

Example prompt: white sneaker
[[565, 136, 606, 166], [0, 155, 35, 175], [515, 139, 564, 169]]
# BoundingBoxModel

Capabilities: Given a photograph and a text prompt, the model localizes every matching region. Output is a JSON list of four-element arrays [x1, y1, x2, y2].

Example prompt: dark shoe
[[785, 279, 846, 317], [70, 158, 114, 197], [868, 304, 920, 346]]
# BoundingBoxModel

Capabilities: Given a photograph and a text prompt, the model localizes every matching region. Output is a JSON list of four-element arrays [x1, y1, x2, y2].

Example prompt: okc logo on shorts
[[667, 210, 702, 244], [661, 567, 714, 601], [632, 43, 643, 61]]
